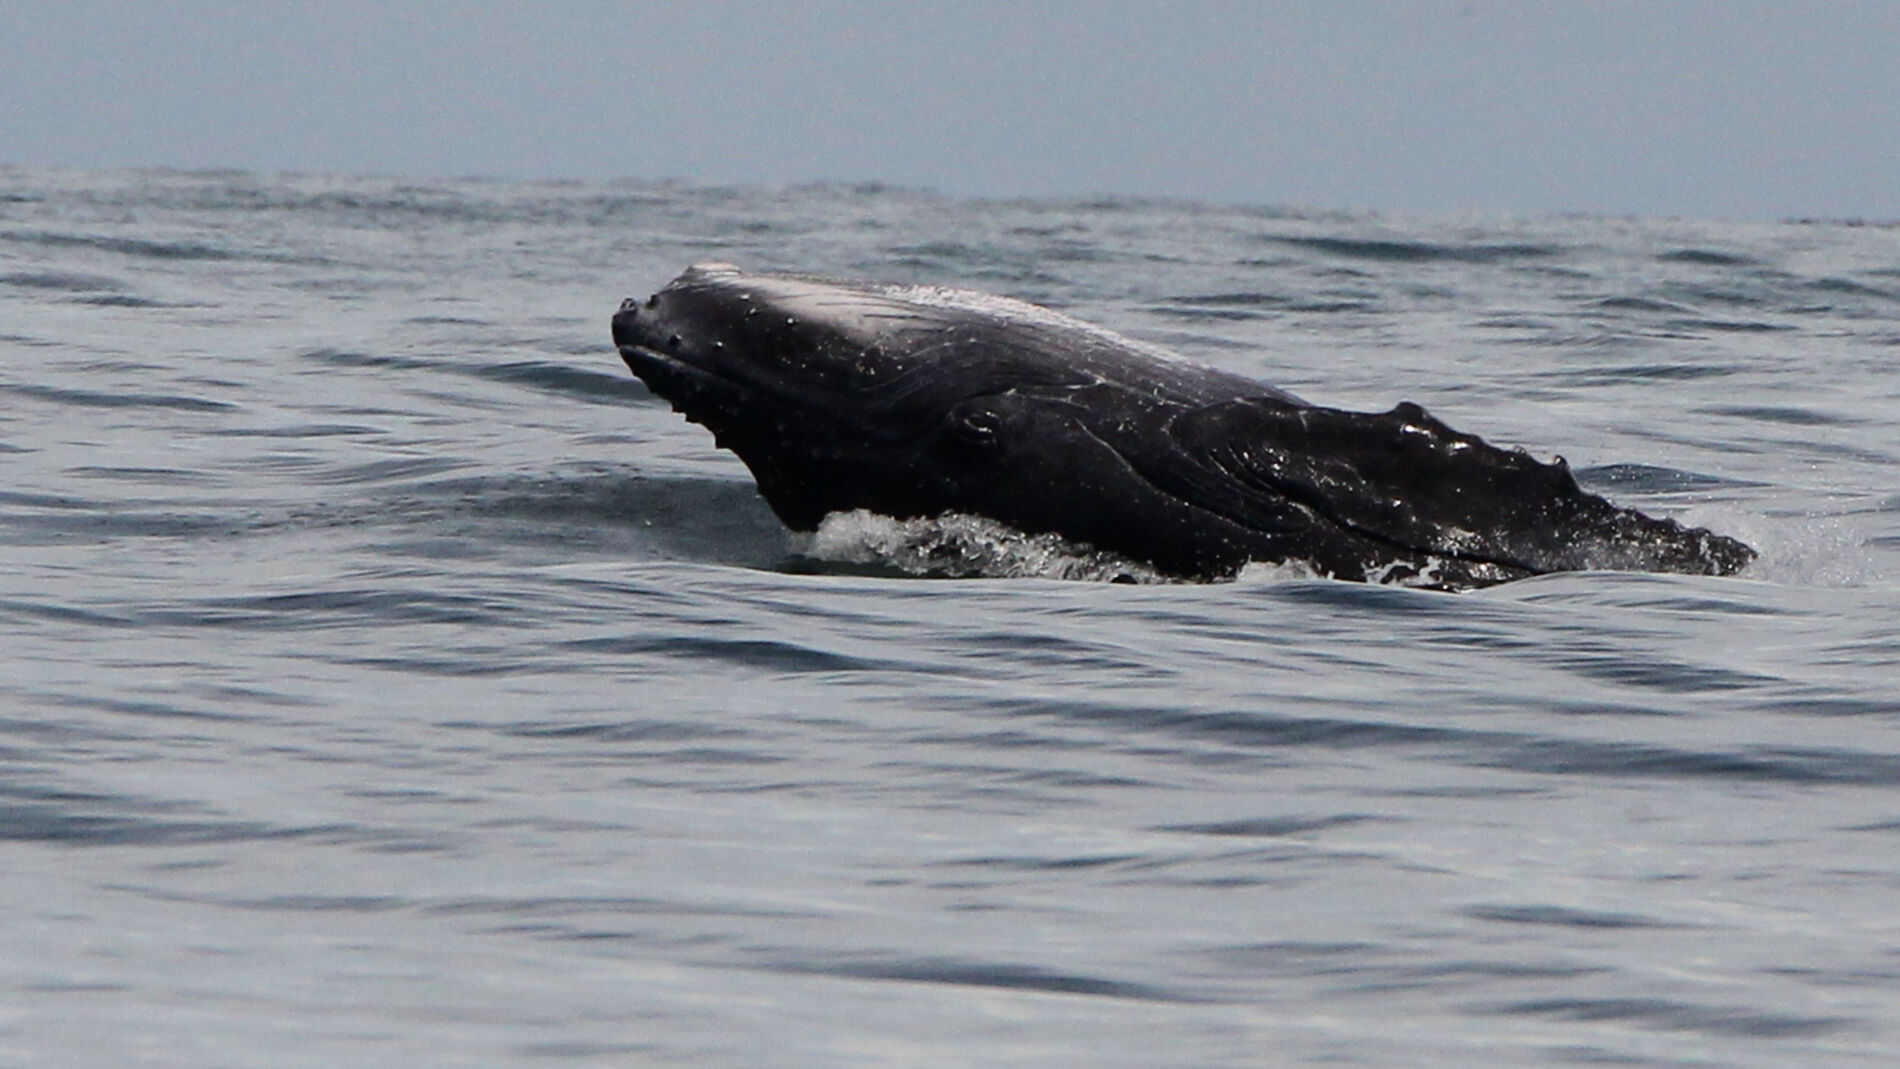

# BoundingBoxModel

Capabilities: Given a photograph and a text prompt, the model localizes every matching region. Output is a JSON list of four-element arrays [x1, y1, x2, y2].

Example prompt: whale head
[[612, 262, 1181, 536]]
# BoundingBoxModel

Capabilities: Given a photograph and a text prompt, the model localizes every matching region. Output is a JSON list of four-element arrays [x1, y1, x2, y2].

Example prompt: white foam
[[1232, 559, 1325, 584], [1734, 515, 1884, 588], [801, 507, 1807, 592], [802, 509, 1169, 583], [804, 511, 1483, 589]]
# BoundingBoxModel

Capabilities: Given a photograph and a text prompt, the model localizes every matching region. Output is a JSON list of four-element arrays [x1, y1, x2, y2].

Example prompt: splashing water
[[802, 509, 1170, 583]]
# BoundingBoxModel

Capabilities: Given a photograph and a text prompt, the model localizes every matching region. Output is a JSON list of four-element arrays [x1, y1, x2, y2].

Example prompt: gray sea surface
[[4, 169, 1900, 1067]]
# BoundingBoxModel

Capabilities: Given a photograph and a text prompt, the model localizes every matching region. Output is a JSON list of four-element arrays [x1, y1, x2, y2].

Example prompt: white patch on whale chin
[[800, 509, 1169, 584]]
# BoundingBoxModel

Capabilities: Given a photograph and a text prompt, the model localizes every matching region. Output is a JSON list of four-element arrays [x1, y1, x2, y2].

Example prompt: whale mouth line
[[617, 341, 694, 375], [617, 341, 759, 419], [616, 338, 767, 391], [617, 341, 945, 452], [618, 341, 714, 382]]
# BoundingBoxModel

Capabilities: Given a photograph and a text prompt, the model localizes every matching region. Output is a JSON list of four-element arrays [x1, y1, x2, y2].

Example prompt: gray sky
[[5, 1, 1897, 220]]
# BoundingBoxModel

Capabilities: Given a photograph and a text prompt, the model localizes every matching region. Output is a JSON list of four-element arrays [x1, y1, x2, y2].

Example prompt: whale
[[611, 263, 1754, 590]]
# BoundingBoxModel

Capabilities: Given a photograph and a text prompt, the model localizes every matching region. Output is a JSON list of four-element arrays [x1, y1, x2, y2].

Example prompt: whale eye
[[950, 402, 1003, 445], [666, 334, 682, 352]]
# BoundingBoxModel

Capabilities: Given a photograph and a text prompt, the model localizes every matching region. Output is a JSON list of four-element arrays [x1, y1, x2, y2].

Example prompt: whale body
[[611, 263, 1753, 590]]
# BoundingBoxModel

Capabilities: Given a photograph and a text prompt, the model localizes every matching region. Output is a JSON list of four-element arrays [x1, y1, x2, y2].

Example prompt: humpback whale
[[611, 263, 1753, 590]]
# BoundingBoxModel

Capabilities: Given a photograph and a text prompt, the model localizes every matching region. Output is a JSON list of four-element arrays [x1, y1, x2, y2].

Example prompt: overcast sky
[[5, 1, 1897, 220]]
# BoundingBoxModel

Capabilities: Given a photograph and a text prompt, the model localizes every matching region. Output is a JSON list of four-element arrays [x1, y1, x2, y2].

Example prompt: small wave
[[1542, 362, 1742, 386], [151, 588, 527, 631], [72, 294, 169, 308], [207, 423, 382, 439], [300, 351, 648, 406], [1269, 235, 1561, 264], [395, 471, 791, 566], [1587, 295, 1701, 315], [486, 718, 752, 743], [0, 270, 127, 292], [800, 510, 1167, 583], [0, 804, 335, 847], [1805, 276, 1900, 302], [68, 465, 224, 487], [0, 382, 235, 412], [0, 507, 256, 547], [559, 634, 912, 675], [1656, 248, 1761, 267], [1665, 316, 1792, 334], [0, 227, 327, 265], [884, 248, 1073, 285], [402, 314, 494, 327], [0, 772, 414, 848], [1158, 814, 1381, 838], [1656, 281, 1776, 309], [1462, 904, 1686, 929], [759, 954, 1194, 1003], [1147, 303, 1274, 322], [1481, 996, 1849, 1039], [305, 456, 474, 486], [467, 360, 652, 404], [1698, 404, 1861, 427], [300, 348, 442, 371], [1572, 464, 1742, 492], [1152, 291, 1376, 318]]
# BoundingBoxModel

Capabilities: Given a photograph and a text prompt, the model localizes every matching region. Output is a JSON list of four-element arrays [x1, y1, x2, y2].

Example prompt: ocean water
[[3, 168, 1900, 1067]]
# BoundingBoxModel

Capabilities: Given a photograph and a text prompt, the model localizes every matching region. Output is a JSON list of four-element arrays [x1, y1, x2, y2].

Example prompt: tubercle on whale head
[[610, 291, 669, 347], [613, 264, 750, 352], [615, 268, 885, 401], [612, 290, 739, 374]]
